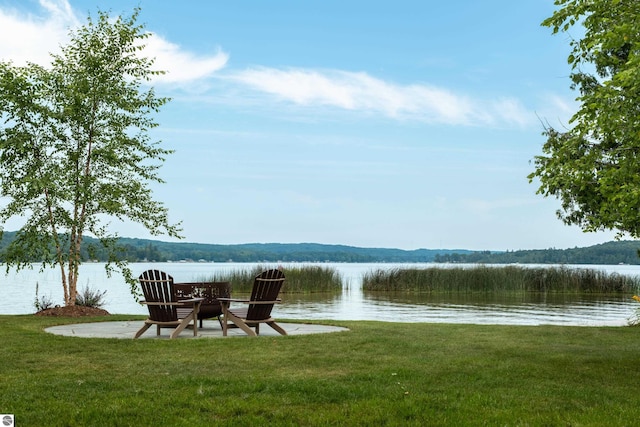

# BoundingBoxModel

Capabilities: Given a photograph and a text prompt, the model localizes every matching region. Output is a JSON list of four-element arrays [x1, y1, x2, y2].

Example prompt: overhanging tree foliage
[[529, 0, 640, 238], [0, 8, 181, 305]]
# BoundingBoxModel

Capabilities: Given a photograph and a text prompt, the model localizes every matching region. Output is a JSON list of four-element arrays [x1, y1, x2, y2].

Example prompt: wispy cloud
[[0, 0, 227, 83], [143, 35, 228, 84], [0, 0, 77, 65], [535, 92, 578, 128], [227, 67, 534, 127], [0, 0, 534, 128]]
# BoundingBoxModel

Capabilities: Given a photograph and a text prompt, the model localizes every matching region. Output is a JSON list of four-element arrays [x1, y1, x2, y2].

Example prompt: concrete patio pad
[[45, 320, 349, 339]]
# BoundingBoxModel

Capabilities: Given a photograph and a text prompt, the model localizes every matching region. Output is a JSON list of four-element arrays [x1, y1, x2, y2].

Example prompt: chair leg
[[225, 313, 257, 337], [134, 323, 152, 339], [235, 320, 258, 337], [193, 313, 198, 337], [217, 315, 224, 329], [170, 312, 196, 339], [221, 303, 230, 336], [267, 321, 288, 336]]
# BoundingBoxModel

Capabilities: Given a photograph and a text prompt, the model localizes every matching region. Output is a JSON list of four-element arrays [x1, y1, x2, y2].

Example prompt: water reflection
[[0, 262, 638, 326], [274, 279, 636, 326], [276, 264, 638, 326]]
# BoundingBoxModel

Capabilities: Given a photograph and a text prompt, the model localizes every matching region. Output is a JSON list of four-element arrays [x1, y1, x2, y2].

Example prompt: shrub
[[76, 285, 108, 308], [33, 282, 55, 312]]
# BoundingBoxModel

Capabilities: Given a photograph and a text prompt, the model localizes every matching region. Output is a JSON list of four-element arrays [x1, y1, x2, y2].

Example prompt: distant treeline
[[0, 231, 638, 264], [113, 240, 475, 263], [434, 241, 640, 265], [0, 231, 470, 263]]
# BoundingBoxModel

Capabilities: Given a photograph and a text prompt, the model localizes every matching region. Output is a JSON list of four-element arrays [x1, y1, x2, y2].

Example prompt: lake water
[[2, 262, 639, 326]]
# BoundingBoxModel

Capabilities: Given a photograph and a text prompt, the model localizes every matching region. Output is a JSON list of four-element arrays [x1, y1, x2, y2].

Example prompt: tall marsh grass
[[362, 265, 640, 293], [203, 265, 342, 293]]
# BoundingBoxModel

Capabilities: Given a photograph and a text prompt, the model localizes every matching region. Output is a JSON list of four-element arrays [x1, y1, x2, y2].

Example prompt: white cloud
[[491, 98, 532, 128], [536, 92, 578, 128], [228, 67, 535, 127], [0, 0, 76, 65], [143, 34, 228, 84], [0, 0, 227, 83], [0, 0, 532, 127]]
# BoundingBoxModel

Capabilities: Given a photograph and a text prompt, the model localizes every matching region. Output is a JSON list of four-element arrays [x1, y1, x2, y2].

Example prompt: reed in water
[[362, 265, 640, 293], [203, 265, 342, 293]]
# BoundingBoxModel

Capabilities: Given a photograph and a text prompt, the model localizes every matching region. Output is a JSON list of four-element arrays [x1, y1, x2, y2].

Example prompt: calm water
[[2, 262, 639, 326]]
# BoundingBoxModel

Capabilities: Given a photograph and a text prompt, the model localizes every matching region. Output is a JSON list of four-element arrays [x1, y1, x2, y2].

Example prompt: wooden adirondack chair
[[218, 269, 287, 337], [134, 270, 203, 339]]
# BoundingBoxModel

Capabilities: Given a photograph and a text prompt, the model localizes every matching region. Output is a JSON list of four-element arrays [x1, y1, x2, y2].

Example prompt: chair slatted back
[[246, 269, 285, 321], [139, 270, 177, 322]]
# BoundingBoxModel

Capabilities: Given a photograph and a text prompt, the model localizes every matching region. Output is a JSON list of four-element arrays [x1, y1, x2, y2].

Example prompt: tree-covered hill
[[434, 241, 640, 265], [112, 240, 475, 263], [0, 231, 471, 263], [0, 231, 638, 264]]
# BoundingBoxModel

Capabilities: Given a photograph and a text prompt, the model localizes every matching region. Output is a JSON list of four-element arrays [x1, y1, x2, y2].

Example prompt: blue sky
[[0, 0, 621, 250]]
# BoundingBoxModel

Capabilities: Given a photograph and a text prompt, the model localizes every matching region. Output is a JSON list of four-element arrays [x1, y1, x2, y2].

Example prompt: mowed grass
[[2, 315, 640, 426]]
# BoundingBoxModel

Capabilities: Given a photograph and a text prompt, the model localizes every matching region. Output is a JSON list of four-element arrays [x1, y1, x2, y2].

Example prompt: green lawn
[[1, 315, 639, 426]]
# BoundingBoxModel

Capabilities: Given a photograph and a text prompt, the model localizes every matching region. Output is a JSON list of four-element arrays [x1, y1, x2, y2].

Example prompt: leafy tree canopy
[[0, 8, 181, 305], [529, 0, 640, 238]]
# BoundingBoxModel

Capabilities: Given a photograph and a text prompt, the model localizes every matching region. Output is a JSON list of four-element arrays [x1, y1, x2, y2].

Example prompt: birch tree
[[0, 8, 181, 305]]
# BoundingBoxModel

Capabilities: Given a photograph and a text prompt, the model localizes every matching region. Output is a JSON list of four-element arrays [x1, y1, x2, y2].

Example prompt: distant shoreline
[[1, 231, 638, 264]]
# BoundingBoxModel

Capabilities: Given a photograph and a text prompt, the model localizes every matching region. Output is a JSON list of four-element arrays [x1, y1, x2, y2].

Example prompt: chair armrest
[[217, 298, 281, 305], [180, 297, 205, 304], [141, 298, 204, 306], [217, 297, 249, 303], [141, 301, 183, 306]]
